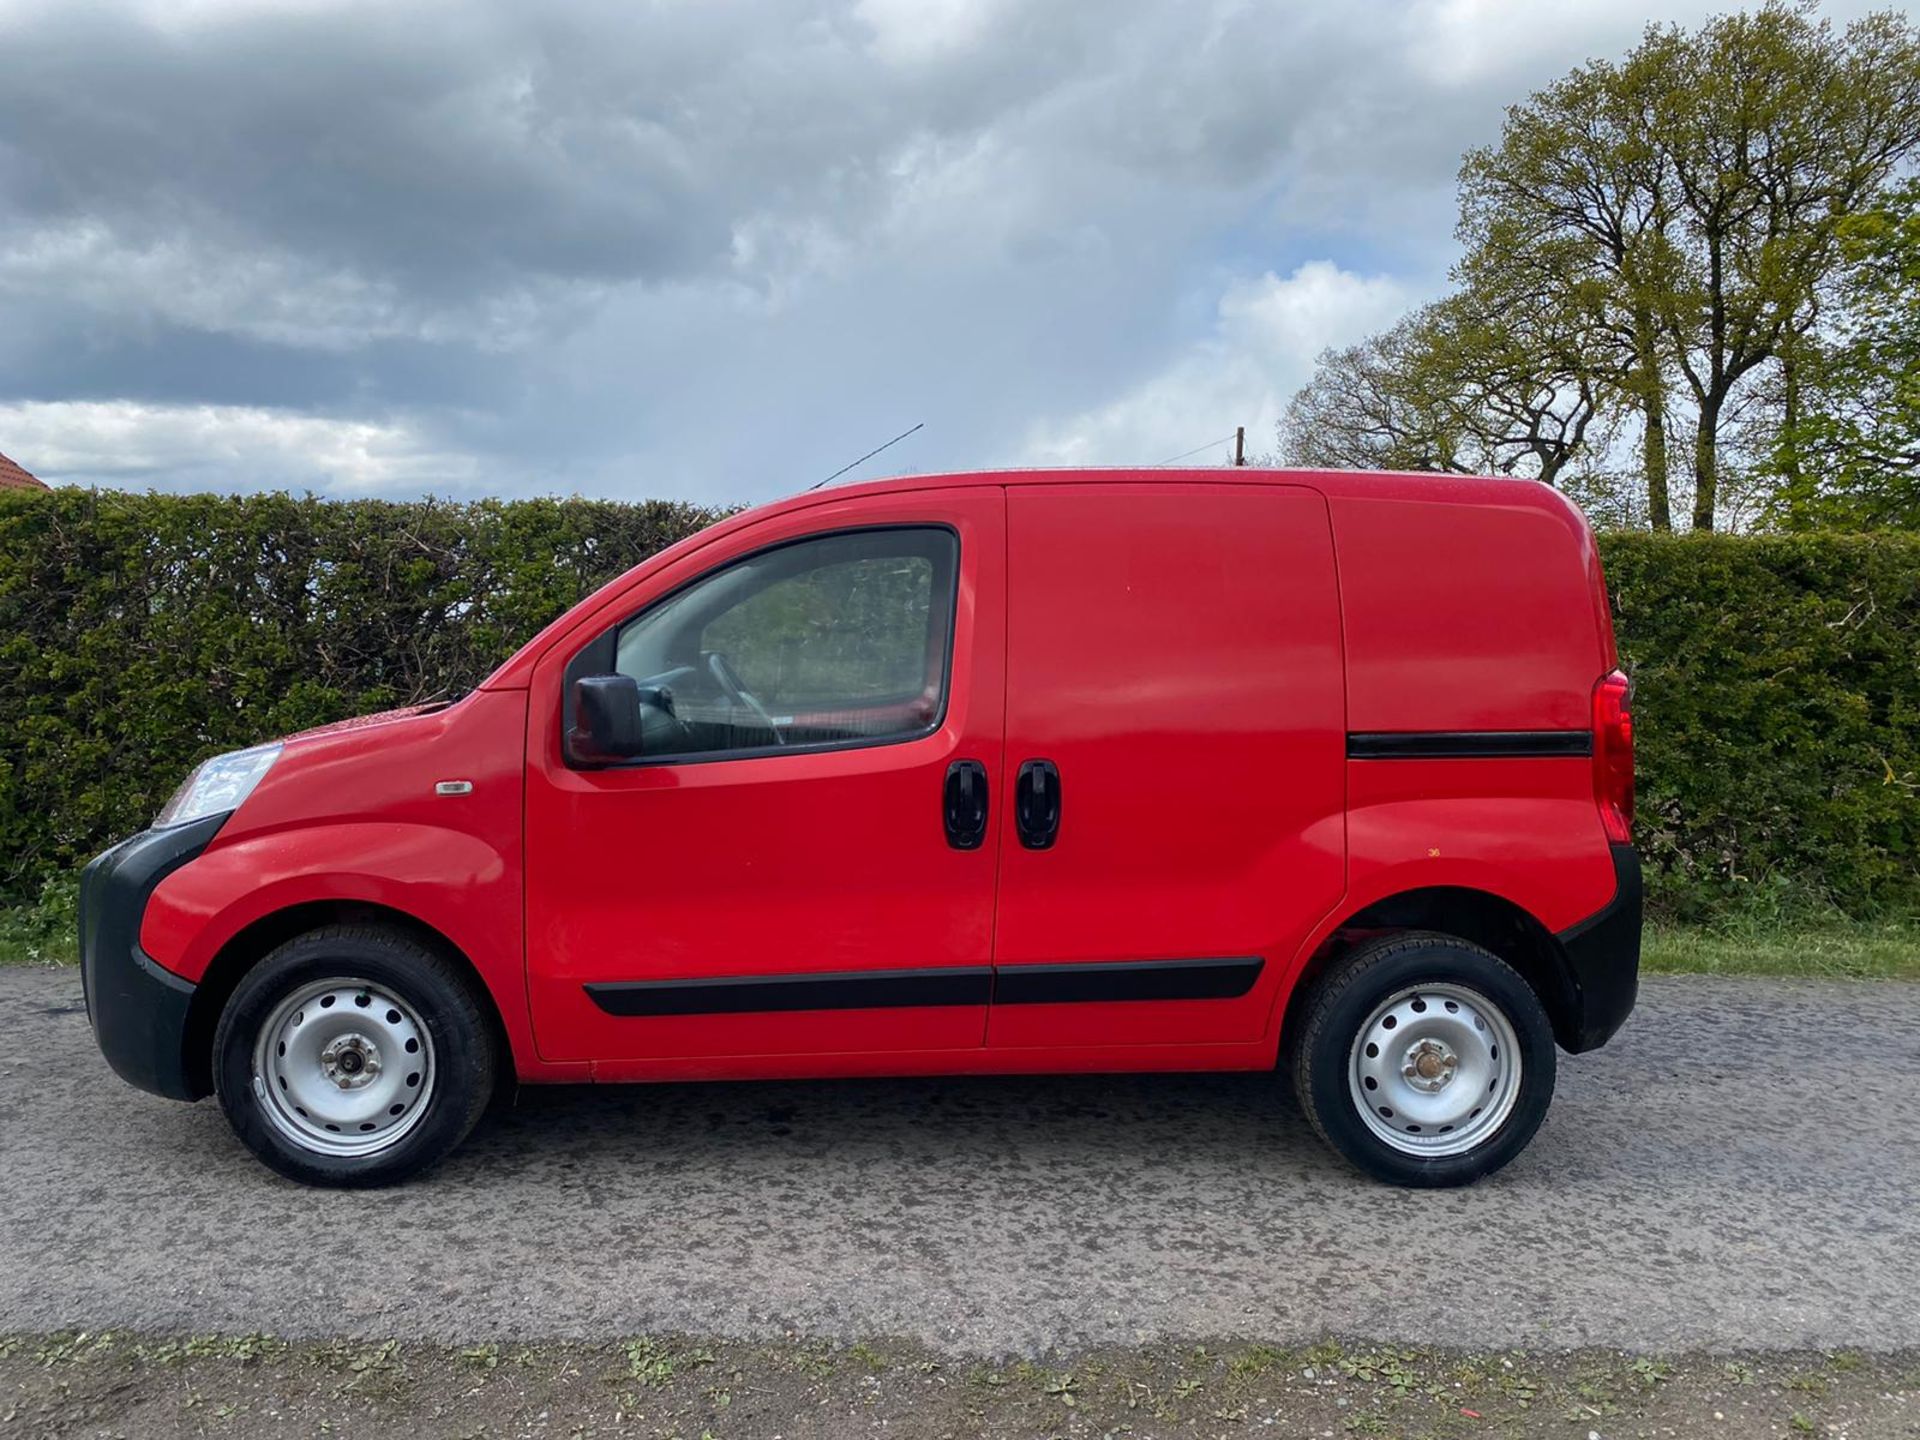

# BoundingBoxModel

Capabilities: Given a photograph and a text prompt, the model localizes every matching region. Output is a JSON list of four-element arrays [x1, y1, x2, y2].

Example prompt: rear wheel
[[1291, 933, 1555, 1187], [213, 925, 495, 1187]]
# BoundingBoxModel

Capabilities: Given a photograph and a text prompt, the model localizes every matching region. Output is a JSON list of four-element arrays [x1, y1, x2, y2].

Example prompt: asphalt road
[[2, 969, 1915, 1355]]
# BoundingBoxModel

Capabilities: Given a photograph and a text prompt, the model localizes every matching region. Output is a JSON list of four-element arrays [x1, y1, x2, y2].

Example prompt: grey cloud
[[0, 0, 1791, 500], [1, 1, 1434, 328]]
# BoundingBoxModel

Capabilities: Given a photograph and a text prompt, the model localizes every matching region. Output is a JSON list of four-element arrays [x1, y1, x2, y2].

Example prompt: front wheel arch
[[183, 901, 513, 1103]]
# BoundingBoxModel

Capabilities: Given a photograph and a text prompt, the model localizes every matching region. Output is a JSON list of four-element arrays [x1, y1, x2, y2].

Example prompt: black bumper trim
[[79, 813, 228, 1101], [1555, 843, 1642, 1053]]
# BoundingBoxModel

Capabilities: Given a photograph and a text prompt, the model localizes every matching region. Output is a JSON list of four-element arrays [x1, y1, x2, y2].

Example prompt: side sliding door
[[987, 482, 1346, 1057]]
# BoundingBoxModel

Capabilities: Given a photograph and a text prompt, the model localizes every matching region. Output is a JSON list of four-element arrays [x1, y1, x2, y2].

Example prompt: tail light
[[1592, 670, 1634, 844]]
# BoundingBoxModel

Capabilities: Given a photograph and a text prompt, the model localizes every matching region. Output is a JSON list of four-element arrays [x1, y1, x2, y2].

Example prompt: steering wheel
[[706, 651, 785, 745]]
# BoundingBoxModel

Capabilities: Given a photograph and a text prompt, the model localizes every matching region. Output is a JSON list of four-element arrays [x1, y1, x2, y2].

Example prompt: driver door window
[[612, 527, 958, 760]]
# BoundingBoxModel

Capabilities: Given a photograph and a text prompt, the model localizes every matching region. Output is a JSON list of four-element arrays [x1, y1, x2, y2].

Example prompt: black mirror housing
[[568, 674, 646, 764]]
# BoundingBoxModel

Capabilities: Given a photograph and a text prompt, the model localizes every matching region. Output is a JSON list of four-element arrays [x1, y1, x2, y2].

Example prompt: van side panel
[[1342, 760, 1620, 934], [1325, 482, 1621, 940], [1329, 488, 1608, 732]]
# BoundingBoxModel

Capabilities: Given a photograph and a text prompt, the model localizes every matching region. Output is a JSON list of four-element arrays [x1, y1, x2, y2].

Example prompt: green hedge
[[1601, 531, 1920, 920], [0, 490, 723, 895], [1, 489, 1916, 919]]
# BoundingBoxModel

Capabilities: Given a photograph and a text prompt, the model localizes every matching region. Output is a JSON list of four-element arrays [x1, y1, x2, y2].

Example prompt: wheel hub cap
[[1402, 1038, 1458, 1092], [1348, 982, 1522, 1158], [319, 1034, 381, 1088], [250, 978, 435, 1158]]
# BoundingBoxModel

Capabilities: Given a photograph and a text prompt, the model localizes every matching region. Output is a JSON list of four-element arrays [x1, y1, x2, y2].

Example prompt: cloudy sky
[[0, 0, 1886, 505]]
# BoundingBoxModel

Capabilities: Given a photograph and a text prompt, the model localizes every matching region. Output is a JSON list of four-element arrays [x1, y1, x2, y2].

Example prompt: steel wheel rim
[[1347, 982, 1522, 1158], [250, 977, 436, 1158]]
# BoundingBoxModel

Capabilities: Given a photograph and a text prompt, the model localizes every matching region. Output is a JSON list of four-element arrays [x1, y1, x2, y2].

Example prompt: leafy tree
[[1280, 311, 1466, 474], [1429, 3, 1920, 530], [1653, 5, 1920, 529], [1770, 180, 1920, 527], [1280, 289, 1606, 484], [1457, 40, 1685, 525], [1437, 253, 1613, 485]]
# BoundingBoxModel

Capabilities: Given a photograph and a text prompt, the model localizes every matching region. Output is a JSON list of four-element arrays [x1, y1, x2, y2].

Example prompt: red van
[[81, 469, 1638, 1189]]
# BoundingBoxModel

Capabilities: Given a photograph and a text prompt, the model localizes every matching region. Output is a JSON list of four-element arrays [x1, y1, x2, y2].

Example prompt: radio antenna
[[810, 422, 924, 490]]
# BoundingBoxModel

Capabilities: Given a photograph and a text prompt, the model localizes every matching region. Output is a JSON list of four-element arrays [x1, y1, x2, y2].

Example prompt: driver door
[[523, 488, 1006, 1068]]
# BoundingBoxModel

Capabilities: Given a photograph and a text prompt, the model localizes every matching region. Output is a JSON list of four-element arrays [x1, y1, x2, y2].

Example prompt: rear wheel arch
[[182, 900, 513, 1101], [1282, 887, 1579, 1056], [1289, 930, 1557, 1185]]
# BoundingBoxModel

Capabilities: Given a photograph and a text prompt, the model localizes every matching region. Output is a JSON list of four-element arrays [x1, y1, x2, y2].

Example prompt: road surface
[[1, 969, 1913, 1354]]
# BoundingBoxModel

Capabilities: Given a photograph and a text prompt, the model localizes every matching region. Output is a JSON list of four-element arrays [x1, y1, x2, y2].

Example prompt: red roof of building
[[0, 451, 48, 491]]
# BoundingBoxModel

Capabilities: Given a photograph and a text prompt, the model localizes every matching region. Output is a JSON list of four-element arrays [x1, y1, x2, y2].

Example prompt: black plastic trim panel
[[79, 813, 228, 1102], [587, 967, 994, 1017], [1554, 842, 1643, 1052], [1347, 730, 1593, 760], [993, 956, 1263, 1005], [584, 956, 1265, 1017]]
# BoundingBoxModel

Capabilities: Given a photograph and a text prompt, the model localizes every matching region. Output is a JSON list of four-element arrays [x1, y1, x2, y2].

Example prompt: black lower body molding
[[585, 955, 1263, 1018]]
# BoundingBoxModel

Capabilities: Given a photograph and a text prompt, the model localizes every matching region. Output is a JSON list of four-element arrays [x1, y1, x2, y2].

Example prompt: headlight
[[153, 744, 282, 829]]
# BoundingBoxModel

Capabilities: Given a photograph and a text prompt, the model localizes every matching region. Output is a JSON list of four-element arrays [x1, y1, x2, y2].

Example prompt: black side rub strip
[[994, 956, 1263, 1005], [584, 956, 1265, 1017], [587, 967, 992, 1017], [1348, 730, 1592, 760]]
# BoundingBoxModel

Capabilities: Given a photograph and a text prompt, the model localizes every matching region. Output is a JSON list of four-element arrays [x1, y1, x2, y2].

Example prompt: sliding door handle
[[1014, 758, 1061, 850], [943, 759, 989, 850]]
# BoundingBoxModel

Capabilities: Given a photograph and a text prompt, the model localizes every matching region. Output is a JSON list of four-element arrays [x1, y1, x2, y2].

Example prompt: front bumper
[[79, 813, 227, 1101], [1554, 842, 1642, 1052]]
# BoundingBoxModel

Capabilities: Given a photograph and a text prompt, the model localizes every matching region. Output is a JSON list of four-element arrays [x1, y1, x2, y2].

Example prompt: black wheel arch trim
[[1287, 849, 1641, 1059]]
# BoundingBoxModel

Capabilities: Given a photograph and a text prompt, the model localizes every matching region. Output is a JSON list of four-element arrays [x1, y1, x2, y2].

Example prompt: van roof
[[801, 465, 1592, 522]]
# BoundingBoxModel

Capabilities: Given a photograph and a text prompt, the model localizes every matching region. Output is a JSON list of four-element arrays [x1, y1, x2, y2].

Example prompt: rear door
[[987, 481, 1345, 1054]]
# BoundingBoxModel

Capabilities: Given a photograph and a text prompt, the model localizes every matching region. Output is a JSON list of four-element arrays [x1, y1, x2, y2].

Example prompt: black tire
[[1290, 932, 1555, 1187], [212, 924, 496, 1187]]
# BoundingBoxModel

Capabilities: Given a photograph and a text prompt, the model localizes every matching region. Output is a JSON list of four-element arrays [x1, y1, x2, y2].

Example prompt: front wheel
[[1291, 933, 1556, 1187], [213, 925, 496, 1187]]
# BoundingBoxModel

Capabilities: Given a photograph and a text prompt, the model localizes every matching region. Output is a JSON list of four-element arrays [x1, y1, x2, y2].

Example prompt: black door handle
[[943, 759, 989, 850], [1015, 759, 1061, 850]]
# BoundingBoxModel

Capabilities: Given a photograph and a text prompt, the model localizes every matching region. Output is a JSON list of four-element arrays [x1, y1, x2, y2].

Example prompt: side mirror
[[568, 674, 646, 764]]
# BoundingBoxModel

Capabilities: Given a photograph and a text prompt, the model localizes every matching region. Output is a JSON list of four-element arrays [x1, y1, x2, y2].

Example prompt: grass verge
[[1645, 918, 1920, 980], [0, 874, 76, 966], [1, 1331, 1914, 1439]]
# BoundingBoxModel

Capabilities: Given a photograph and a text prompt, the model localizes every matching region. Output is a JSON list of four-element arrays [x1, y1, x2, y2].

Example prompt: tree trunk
[[1779, 345, 1802, 487], [1692, 398, 1720, 532], [1643, 397, 1672, 532], [1633, 307, 1673, 532]]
